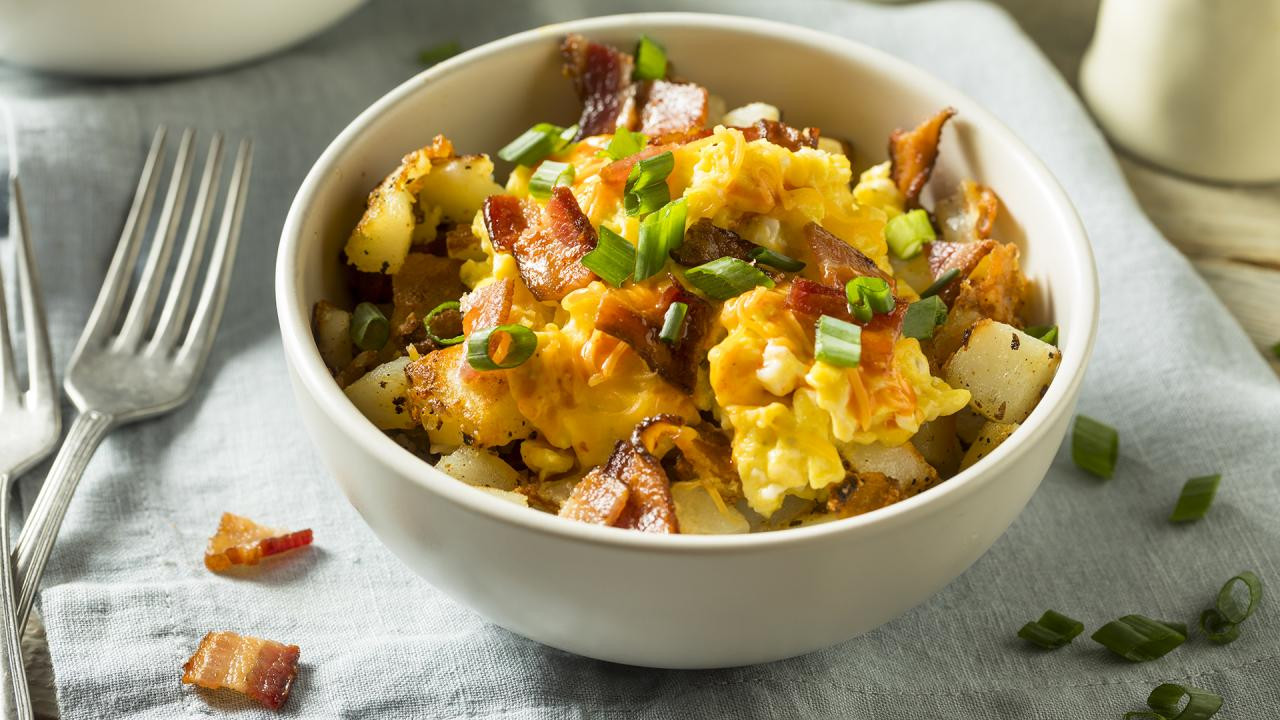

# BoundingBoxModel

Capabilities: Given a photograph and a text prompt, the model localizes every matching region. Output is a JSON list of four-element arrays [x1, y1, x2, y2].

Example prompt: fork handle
[[0, 474, 34, 720], [12, 410, 114, 631]]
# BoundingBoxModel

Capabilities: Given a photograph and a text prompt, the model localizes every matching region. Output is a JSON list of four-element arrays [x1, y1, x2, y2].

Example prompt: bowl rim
[[276, 11, 1099, 554]]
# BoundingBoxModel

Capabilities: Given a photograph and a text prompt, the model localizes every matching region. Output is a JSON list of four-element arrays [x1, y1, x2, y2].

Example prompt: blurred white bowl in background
[[0, 0, 369, 78]]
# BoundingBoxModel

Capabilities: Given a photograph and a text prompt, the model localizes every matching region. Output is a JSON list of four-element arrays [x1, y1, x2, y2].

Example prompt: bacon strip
[[561, 34, 636, 138], [785, 278, 851, 322], [889, 107, 955, 208], [593, 282, 712, 392], [927, 239, 996, 304], [639, 80, 708, 137], [182, 631, 300, 709], [460, 278, 514, 334], [737, 119, 820, 151], [803, 222, 891, 287], [559, 420, 680, 533], [204, 513, 313, 572], [482, 188, 597, 302], [558, 468, 629, 525], [669, 218, 756, 266]]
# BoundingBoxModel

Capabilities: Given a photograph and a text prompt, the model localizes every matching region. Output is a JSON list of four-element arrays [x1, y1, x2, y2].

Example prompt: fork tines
[[0, 172, 56, 415], [83, 127, 253, 361]]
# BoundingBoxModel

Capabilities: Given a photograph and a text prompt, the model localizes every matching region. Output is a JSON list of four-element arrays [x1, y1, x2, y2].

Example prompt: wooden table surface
[[17, 2, 1280, 718]]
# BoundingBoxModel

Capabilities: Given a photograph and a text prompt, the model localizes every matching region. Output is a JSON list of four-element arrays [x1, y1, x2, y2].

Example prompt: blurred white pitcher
[[1081, 0, 1280, 183]]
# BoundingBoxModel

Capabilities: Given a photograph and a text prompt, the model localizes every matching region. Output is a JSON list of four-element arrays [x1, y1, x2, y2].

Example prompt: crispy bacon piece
[[559, 419, 681, 533], [182, 631, 300, 709], [785, 278, 851, 322], [639, 80, 708, 137], [561, 34, 636, 138], [803, 222, 891, 287], [482, 188, 597, 302], [785, 280, 904, 373], [593, 282, 712, 392], [927, 239, 996, 304], [860, 301, 907, 374], [558, 468, 630, 526], [889, 107, 956, 208], [737, 119, 820, 151], [204, 513, 313, 572], [826, 472, 903, 518], [460, 278, 514, 334], [670, 218, 756, 266]]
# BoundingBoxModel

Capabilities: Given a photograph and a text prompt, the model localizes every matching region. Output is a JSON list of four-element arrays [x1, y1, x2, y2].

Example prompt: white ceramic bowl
[[277, 13, 1098, 669], [0, 0, 368, 77]]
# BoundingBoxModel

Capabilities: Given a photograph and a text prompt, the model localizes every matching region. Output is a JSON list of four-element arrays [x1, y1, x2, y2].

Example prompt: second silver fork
[[12, 127, 253, 636]]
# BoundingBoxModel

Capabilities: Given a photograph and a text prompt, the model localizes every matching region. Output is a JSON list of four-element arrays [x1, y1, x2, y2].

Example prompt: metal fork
[[11, 128, 253, 639], [0, 133, 60, 720]]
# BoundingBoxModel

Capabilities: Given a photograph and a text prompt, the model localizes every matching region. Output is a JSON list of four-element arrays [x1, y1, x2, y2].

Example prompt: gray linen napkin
[[2, 0, 1278, 717]]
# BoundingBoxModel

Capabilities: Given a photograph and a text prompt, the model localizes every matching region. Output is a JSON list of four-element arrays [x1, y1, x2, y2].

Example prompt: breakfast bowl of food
[[276, 13, 1097, 668]]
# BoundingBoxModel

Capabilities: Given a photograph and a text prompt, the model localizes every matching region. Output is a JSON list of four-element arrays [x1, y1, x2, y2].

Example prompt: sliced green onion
[[624, 181, 671, 217], [634, 199, 687, 280], [1122, 713, 1167, 720], [747, 246, 805, 272], [683, 257, 774, 300], [529, 160, 575, 199], [1024, 324, 1059, 345], [418, 41, 461, 66], [466, 323, 537, 370], [846, 277, 895, 318], [920, 267, 961, 298], [1072, 414, 1118, 479], [884, 208, 935, 260], [660, 301, 688, 344], [599, 129, 647, 161], [350, 302, 389, 351], [581, 226, 635, 287], [1017, 610, 1084, 649], [625, 151, 674, 193], [633, 35, 667, 80], [1199, 608, 1240, 645], [1147, 683, 1223, 720], [1091, 614, 1186, 662], [1216, 571, 1262, 625], [1169, 474, 1220, 523], [814, 315, 862, 369], [902, 296, 949, 340], [423, 300, 464, 346], [497, 123, 576, 167], [1272, 341, 1280, 359]]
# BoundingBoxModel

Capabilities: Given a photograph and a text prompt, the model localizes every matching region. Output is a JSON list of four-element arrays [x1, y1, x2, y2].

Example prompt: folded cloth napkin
[[2, 0, 1278, 717]]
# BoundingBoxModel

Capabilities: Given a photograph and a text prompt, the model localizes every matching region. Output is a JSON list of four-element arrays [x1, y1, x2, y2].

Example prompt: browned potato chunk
[[404, 345, 533, 449], [911, 415, 963, 478], [312, 300, 352, 372], [944, 319, 1060, 423], [959, 421, 1020, 471], [344, 356, 415, 430], [839, 441, 940, 497]]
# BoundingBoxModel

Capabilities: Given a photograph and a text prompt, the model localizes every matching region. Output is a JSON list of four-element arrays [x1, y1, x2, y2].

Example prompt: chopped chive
[[1169, 474, 1220, 523], [581, 226, 635, 287], [814, 315, 863, 368], [624, 182, 671, 217], [1199, 608, 1240, 645], [1072, 415, 1118, 479], [634, 199, 686, 280], [684, 257, 774, 300], [919, 267, 961, 298], [659, 301, 688, 344], [466, 323, 537, 370], [1147, 683, 1223, 720], [884, 208, 935, 260], [846, 276, 895, 324], [498, 123, 575, 167], [350, 302, 389, 351], [902, 296, 949, 340], [747, 246, 805, 272], [529, 160, 575, 199], [633, 35, 667, 80], [418, 41, 461, 66], [1017, 610, 1084, 649], [1024, 324, 1059, 345], [625, 151, 674, 193], [423, 300, 464, 346], [1216, 571, 1262, 625], [1091, 614, 1186, 662], [599, 129, 647, 161]]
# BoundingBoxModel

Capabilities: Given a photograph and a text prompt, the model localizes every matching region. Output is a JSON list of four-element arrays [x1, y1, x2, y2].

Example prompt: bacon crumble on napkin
[[182, 631, 300, 709], [203, 513, 313, 572]]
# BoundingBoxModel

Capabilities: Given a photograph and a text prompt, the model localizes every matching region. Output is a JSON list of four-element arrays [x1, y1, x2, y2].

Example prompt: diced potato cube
[[346, 184, 417, 274], [436, 446, 521, 491], [911, 415, 963, 478], [475, 486, 529, 507], [721, 101, 780, 126], [343, 356, 416, 430], [839, 441, 939, 497], [404, 345, 532, 450], [959, 421, 1020, 471], [943, 319, 1061, 423], [671, 481, 750, 534], [312, 300, 352, 372], [416, 155, 504, 223]]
